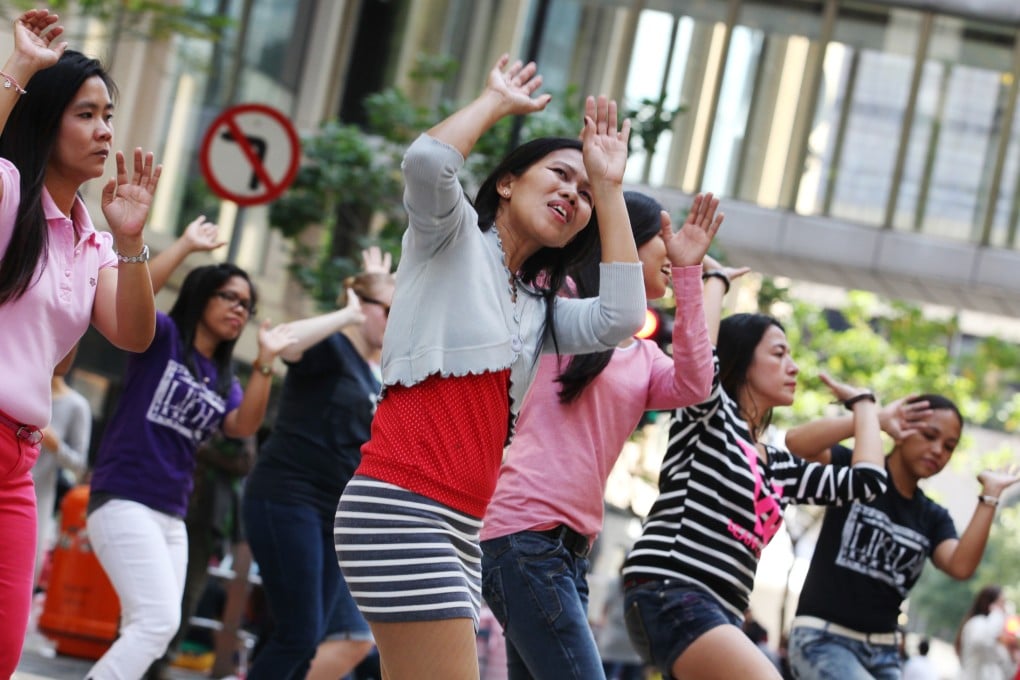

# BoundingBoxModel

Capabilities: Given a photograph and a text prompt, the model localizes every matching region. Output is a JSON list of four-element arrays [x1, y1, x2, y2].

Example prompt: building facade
[[11, 0, 1017, 445]]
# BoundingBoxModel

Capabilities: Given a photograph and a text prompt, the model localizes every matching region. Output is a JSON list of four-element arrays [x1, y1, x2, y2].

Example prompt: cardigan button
[[510, 336, 523, 352]]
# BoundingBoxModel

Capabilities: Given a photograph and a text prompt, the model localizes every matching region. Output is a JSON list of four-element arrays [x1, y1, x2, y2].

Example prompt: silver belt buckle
[[17, 426, 43, 446]]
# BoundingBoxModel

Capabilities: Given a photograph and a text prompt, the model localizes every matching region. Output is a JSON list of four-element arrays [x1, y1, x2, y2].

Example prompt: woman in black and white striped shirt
[[622, 262, 889, 680]]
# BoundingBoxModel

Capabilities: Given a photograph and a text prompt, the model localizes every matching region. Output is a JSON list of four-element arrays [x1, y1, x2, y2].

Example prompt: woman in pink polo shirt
[[0, 10, 161, 672]]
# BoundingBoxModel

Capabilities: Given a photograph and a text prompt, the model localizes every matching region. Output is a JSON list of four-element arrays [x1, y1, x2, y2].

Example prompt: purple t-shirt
[[89, 312, 243, 517]]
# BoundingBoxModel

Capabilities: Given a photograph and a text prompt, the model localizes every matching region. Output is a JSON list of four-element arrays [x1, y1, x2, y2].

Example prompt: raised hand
[[12, 9, 66, 71], [256, 320, 298, 360], [101, 148, 162, 241], [580, 95, 631, 189], [978, 465, 1020, 499], [879, 395, 932, 442], [702, 253, 751, 285], [341, 287, 366, 325], [181, 215, 226, 253], [361, 246, 392, 275], [485, 54, 551, 116], [818, 372, 872, 404], [665, 193, 725, 268]]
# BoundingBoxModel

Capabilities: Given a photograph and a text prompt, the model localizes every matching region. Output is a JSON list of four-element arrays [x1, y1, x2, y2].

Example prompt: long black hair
[[0, 50, 116, 305], [717, 313, 785, 439], [475, 137, 601, 357], [168, 263, 256, 396], [556, 191, 663, 403]]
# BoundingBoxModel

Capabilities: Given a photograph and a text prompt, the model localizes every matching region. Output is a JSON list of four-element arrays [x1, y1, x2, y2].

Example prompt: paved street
[[15, 642, 213, 680]]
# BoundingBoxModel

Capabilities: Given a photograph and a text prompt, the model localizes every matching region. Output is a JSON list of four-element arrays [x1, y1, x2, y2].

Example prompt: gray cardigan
[[381, 134, 645, 432]]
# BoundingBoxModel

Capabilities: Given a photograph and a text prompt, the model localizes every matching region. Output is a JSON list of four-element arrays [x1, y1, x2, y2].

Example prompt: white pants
[[86, 499, 188, 680]]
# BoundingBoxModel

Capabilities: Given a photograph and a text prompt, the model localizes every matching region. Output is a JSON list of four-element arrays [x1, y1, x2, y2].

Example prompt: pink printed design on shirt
[[725, 439, 784, 558]]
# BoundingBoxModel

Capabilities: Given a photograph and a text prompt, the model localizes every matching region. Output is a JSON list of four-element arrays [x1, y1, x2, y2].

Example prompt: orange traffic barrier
[[38, 485, 120, 659]]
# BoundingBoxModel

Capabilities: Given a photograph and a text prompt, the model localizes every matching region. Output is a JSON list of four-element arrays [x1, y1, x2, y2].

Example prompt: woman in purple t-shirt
[[84, 225, 296, 680]]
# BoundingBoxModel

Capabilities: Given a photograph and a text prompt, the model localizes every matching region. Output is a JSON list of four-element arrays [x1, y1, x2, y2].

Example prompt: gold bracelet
[[252, 359, 273, 377]]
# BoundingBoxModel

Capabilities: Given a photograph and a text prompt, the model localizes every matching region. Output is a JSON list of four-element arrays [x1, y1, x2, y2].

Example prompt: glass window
[[625, 2, 729, 189], [990, 86, 1020, 249], [623, 10, 692, 185], [798, 4, 923, 226], [903, 15, 1016, 243]]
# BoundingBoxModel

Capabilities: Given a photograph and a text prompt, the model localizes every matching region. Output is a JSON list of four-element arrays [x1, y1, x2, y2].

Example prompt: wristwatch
[[116, 244, 150, 264], [252, 359, 273, 377], [978, 494, 1000, 507]]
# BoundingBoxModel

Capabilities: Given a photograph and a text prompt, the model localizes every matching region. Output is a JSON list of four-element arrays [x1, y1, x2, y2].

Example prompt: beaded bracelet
[[0, 70, 27, 96]]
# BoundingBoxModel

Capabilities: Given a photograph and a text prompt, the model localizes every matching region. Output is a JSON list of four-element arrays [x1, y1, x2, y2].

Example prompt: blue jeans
[[243, 497, 345, 680], [788, 625, 902, 680], [481, 531, 603, 680], [623, 580, 741, 678]]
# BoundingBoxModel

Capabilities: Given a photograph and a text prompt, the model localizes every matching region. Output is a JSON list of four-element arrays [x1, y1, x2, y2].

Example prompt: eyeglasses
[[359, 296, 390, 318], [213, 290, 255, 315]]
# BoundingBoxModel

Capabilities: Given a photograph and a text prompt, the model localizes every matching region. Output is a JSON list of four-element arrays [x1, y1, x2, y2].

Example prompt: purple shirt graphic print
[[148, 358, 230, 443], [89, 313, 243, 517]]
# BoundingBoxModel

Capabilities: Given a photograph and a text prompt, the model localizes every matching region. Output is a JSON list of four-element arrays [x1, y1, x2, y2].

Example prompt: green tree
[[5, 0, 229, 45], [268, 54, 586, 308]]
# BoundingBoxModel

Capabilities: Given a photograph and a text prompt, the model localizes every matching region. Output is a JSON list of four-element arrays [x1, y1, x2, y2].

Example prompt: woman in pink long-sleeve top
[[480, 191, 724, 680]]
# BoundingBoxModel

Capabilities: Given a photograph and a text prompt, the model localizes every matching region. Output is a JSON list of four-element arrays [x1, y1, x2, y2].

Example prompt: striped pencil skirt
[[334, 476, 483, 626]]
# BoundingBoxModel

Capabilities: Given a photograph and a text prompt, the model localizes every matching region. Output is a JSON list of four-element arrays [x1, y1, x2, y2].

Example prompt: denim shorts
[[623, 580, 740, 677]]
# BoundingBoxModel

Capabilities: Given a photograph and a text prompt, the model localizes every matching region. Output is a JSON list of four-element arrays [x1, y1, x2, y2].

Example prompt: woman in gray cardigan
[[334, 54, 646, 679]]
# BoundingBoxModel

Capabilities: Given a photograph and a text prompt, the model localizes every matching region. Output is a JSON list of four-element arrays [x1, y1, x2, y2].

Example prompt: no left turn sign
[[199, 103, 301, 206]]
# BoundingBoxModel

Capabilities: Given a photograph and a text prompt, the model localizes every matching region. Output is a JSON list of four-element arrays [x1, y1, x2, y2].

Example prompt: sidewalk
[[15, 643, 212, 680]]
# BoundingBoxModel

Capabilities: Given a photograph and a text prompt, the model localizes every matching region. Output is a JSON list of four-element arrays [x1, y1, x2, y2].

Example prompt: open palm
[[101, 148, 162, 240], [666, 192, 724, 267], [581, 95, 630, 187], [13, 9, 66, 71]]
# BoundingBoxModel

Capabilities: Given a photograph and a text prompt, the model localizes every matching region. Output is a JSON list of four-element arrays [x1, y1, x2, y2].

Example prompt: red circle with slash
[[199, 103, 300, 206]]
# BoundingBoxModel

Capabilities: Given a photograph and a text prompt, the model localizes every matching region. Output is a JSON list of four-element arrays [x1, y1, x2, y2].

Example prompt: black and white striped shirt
[[623, 356, 887, 619]]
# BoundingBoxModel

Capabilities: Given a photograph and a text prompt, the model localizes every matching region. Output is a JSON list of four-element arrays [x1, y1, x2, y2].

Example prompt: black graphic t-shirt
[[795, 445, 957, 632], [245, 332, 380, 519]]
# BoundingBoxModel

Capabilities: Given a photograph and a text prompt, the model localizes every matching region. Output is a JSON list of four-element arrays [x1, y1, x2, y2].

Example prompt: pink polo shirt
[[0, 158, 117, 427]]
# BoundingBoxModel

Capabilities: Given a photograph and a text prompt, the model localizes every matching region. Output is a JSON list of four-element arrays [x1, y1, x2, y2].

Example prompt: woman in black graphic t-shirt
[[786, 394, 1020, 679]]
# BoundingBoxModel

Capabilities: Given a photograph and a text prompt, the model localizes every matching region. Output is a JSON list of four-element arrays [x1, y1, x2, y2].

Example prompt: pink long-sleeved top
[[0, 159, 117, 427], [481, 265, 713, 546]]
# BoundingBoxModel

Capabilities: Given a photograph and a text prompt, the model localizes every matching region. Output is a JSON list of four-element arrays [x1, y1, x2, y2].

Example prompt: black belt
[[535, 525, 591, 558], [0, 409, 42, 445]]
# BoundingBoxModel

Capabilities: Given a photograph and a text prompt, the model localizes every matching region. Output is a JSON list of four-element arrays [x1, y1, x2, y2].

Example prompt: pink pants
[[0, 427, 39, 677]]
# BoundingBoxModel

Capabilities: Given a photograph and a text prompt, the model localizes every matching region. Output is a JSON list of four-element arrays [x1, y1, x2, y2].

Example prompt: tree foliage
[[268, 54, 585, 309], [5, 0, 229, 42]]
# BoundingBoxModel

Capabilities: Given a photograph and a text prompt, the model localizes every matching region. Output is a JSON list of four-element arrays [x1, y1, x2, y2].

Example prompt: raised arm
[[581, 95, 635, 266], [817, 373, 883, 470], [933, 466, 1020, 579], [0, 10, 66, 170], [426, 55, 551, 159], [221, 321, 297, 438], [149, 215, 225, 294], [701, 253, 749, 345], [646, 196, 724, 408], [786, 394, 932, 464], [276, 293, 365, 363], [92, 148, 162, 352]]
